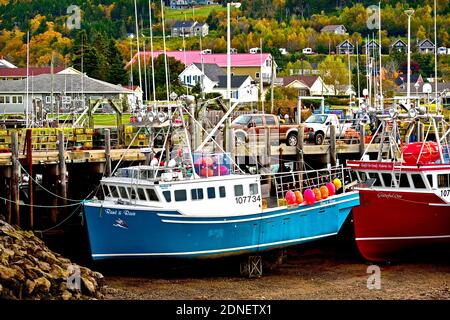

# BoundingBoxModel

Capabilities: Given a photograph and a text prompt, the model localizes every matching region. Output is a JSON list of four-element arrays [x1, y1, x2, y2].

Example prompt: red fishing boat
[[347, 114, 450, 261]]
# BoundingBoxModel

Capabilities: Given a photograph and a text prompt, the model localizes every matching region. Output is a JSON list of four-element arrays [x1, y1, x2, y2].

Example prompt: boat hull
[[83, 192, 359, 260], [353, 189, 450, 262]]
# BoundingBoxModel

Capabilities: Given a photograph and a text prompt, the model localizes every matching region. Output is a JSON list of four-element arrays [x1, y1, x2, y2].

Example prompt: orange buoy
[[294, 191, 303, 204], [320, 186, 329, 199], [312, 188, 322, 201]]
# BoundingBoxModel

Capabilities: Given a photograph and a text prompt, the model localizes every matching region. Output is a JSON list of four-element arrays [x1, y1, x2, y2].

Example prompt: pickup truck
[[304, 114, 353, 145], [231, 114, 300, 146]]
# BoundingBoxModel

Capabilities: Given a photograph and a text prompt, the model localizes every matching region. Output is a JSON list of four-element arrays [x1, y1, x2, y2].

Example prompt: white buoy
[[168, 159, 177, 168], [150, 158, 158, 166]]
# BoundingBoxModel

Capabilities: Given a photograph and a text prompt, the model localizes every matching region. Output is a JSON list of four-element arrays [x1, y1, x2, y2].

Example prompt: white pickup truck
[[304, 114, 353, 145]]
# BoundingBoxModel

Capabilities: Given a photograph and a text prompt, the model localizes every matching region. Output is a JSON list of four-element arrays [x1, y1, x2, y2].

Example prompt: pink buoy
[[219, 165, 229, 176], [285, 190, 296, 205], [326, 182, 336, 196], [304, 189, 316, 205]]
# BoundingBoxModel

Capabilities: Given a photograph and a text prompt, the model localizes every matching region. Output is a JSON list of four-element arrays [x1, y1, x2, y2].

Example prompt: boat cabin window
[[381, 173, 392, 187], [234, 185, 244, 196], [219, 186, 226, 198], [399, 174, 410, 188], [249, 183, 259, 195], [128, 187, 137, 200], [191, 188, 204, 200], [175, 190, 187, 202], [358, 172, 367, 182], [137, 188, 147, 201], [438, 174, 450, 188], [207, 187, 216, 199], [162, 191, 171, 202], [109, 185, 119, 198], [411, 174, 426, 189], [118, 186, 128, 199], [146, 188, 159, 201], [427, 175, 433, 188], [368, 173, 382, 187]]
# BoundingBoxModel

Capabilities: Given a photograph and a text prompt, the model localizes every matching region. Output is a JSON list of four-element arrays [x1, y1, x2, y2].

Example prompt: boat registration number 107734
[[235, 195, 261, 204]]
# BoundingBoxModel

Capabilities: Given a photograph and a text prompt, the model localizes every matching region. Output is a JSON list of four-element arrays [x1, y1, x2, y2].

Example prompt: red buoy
[[402, 142, 441, 165]]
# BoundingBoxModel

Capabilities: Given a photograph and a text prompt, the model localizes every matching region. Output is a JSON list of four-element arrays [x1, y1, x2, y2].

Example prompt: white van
[[302, 47, 313, 55], [249, 47, 261, 54], [438, 47, 447, 55]]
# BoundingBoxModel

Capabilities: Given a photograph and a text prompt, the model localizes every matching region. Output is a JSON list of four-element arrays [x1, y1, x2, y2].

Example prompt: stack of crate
[[0, 128, 11, 152], [73, 127, 94, 149], [31, 128, 58, 151], [124, 125, 148, 148]]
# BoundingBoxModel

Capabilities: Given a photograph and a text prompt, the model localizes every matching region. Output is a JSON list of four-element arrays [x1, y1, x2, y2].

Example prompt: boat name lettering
[[359, 163, 394, 170], [235, 195, 261, 204], [441, 189, 450, 197], [376, 193, 402, 200], [105, 209, 136, 216]]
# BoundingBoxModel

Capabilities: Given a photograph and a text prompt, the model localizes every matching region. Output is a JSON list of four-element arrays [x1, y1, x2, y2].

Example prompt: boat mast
[[148, 0, 157, 111], [134, 0, 143, 110], [378, 2, 383, 111], [434, 0, 439, 113]]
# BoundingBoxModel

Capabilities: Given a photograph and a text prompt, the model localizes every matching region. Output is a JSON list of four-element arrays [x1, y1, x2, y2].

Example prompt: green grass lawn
[[165, 5, 226, 21]]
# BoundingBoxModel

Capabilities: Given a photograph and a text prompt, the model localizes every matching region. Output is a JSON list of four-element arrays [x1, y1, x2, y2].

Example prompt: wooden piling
[[58, 130, 67, 215], [359, 124, 366, 158], [11, 131, 20, 226], [329, 125, 337, 167], [105, 129, 112, 176], [26, 129, 34, 229], [6, 178, 11, 224], [296, 124, 304, 171], [265, 126, 271, 166]]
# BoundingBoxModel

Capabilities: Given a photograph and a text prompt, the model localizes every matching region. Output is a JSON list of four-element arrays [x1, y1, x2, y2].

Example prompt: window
[[5, 96, 10, 103], [427, 175, 433, 188], [137, 188, 147, 201], [0, 96, 4, 104], [438, 174, 450, 188], [128, 187, 137, 200], [219, 186, 226, 198], [255, 72, 260, 78], [266, 116, 276, 126], [118, 186, 128, 199], [368, 172, 382, 187], [191, 188, 204, 200], [231, 91, 239, 99], [175, 190, 187, 202], [12, 96, 17, 104], [358, 172, 367, 182], [249, 183, 258, 195], [381, 173, 392, 187], [17, 96, 23, 104], [109, 185, 119, 198], [207, 187, 216, 199], [146, 188, 159, 201], [162, 191, 171, 202], [253, 116, 263, 126], [234, 185, 244, 196], [399, 174, 410, 188], [411, 174, 426, 189]]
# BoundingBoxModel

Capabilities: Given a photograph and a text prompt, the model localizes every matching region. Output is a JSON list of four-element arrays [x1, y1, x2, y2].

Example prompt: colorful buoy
[[294, 191, 303, 204], [333, 178, 342, 190], [313, 188, 322, 201], [304, 189, 316, 205], [326, 182, 336, 196], [320, 186, 329, 199], [285, 190, 296, 205]]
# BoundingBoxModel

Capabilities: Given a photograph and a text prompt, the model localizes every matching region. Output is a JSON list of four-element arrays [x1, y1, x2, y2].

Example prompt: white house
[[179, 63, 225, 92], [320, 25, 347, 35], [417, 39, 435, 54], [283, 75, 334, 96], [211, 75, 258, 103]]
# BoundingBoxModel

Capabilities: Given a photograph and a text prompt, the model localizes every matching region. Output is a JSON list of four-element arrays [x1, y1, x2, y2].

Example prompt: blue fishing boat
[[83, 155, 359, 260]]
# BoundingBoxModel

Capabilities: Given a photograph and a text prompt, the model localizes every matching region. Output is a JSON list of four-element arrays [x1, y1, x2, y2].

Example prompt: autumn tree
[[318, 55, 350, 95]]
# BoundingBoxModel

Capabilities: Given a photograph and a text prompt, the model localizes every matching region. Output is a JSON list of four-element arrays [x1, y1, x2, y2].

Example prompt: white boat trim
[[428, 203, 450, 207], [356, 235, 450, 241], [160, 196, 359, 224], [91, 232, 337, 258]]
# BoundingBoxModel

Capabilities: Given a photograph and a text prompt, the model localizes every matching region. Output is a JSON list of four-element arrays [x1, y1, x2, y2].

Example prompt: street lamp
[[227, 2, 241, 102], [405, 9, 414, 109]]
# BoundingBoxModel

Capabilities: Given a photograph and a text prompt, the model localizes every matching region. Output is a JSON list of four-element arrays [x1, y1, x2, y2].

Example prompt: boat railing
[[258, 165, 349, 208]]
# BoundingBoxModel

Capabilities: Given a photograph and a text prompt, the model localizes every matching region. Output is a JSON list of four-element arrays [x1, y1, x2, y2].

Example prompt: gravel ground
[[95, 239, 450, 300]]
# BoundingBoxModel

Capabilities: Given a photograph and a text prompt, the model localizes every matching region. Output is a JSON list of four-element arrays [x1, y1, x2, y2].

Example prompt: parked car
[[231, 114, 300, 146], [303, 114, 353, 145], [302, 47, 314, 55]]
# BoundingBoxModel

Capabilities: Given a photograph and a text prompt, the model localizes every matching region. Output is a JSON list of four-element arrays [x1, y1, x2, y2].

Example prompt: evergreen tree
[[107, 39, 127, 85]]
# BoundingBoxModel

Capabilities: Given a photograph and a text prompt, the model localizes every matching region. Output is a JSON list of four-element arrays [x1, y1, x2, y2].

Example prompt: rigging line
[[182, 108, 245, 174], [35, 203, 83, 235], [0, 195, 83, 208], [17, 161, 83, 202], [111, 127, 143, 176]]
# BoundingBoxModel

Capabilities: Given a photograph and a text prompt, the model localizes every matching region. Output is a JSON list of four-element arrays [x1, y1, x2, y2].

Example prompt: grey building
[[390, 39, 407, 53], [171, 20, 208, 37], [0, 73, 140, 114], [417, 39, 435, 54], [336, 40, 355, 54]]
